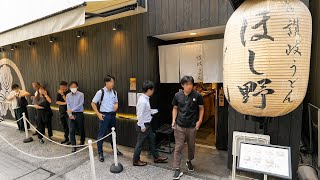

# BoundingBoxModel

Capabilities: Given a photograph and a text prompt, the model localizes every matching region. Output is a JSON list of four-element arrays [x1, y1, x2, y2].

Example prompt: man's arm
[[172, 106, 178, 127], [56, 101, 67, 105], [91, 101, 104, 120], [196, 105, 204, 130], [136, 102, 146, 130], [20, 90, 30, 97]]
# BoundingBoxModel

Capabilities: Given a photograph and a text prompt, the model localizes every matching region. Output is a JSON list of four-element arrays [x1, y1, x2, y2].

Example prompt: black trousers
[[133, 123, 159, 162], [14, 107, 30, 131], [60, 113, 69, 140], [37, 110, 53, 139], [69, 112, 85, 145]]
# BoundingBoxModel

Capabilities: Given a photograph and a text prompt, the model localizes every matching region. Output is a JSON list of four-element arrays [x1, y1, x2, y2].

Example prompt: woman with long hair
[[33, 86, 53, 144]]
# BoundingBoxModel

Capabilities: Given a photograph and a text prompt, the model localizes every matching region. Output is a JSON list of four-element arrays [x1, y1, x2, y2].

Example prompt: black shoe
[[61, 139, 69, 144], [186, 161, 194, 171], [39, 139, 44, 144], [99, 154, 104, 162], [173, 169, 183, 180], [32, 132, 37, 136], [71, 147, 77, 153], [117, 149, 123, 156], [66, 141, 71, 145], [49, 137, 53, 140], [80, 141, 85, 145]]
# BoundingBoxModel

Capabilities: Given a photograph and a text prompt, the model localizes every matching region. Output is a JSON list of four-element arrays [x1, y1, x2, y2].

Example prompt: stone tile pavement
[[0, 121, 222, 180]]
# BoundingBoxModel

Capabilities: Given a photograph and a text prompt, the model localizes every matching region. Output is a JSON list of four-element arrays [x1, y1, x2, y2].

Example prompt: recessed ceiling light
[[190, 32, 197, 35]]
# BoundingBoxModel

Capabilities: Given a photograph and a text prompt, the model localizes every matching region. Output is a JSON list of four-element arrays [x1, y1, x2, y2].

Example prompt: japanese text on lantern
[[238, 11, 275, 109], [283, 3, 299, 103]]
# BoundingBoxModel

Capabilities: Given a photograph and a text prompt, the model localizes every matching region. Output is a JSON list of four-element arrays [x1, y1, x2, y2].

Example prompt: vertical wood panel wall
[[1, 14, 160, 115], [148, 0, 234, 36]]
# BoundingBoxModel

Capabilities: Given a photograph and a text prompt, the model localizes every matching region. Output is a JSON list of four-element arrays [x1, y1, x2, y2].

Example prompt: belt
[[100, 112, 115, 114], [72, 112, 83, 114]]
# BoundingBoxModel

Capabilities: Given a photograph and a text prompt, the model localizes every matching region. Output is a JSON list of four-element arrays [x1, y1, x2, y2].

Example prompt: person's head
[[142, 80, 155, 97], [180, 76, 194, 93], [38, 86, 46, 95], [11, 84, 20, 92], [104, 75, 115, 90], [69, 81, 78, 93], [32, 82, 40, 91], [59, 81, 68, 92]]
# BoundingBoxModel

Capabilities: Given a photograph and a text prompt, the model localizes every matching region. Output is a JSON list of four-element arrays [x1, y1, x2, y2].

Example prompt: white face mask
[[70, 88, 78, 93]]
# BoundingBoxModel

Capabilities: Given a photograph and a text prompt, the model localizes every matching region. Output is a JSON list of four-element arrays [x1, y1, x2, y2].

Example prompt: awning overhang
[[0, 0, 147, 47]]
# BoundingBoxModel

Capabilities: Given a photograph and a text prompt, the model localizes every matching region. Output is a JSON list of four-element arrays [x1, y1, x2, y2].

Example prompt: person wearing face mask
[[66, 81, 85, 153], [7, 84, 30, 132], [33, 86, 53, 144], [91, 75, 123, 162]]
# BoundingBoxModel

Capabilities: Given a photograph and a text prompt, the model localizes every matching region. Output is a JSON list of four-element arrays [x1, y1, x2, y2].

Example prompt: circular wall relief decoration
[[0, 58, 26, 120]]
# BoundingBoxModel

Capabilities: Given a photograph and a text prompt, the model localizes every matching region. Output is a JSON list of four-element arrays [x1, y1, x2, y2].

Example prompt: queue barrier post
[[88, 140, 97, 180], [110, 127, 123, 173], [22, 113, 33, 143]]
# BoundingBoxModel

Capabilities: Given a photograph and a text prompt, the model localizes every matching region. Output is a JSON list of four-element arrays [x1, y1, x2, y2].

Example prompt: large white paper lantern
[[223, 0, 312, 117]]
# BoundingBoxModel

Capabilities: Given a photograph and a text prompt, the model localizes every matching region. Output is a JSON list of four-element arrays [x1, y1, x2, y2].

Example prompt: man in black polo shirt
[[171, 76, 204, 180], [56, 81, 71, 144]]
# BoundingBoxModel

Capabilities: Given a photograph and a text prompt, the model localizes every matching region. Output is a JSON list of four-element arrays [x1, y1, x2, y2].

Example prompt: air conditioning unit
[[82, 0, 147, 27]]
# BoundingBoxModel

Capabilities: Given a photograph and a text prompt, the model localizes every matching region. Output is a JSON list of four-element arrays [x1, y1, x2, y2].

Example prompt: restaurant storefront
[[0, 0, 316, 179]]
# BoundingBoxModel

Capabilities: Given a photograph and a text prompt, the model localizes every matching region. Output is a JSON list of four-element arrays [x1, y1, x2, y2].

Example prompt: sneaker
[[71, 147, 77, 153], [173, 169, 183, 180], [61, 139, 69, 144], [117, 149, 123, 156], [98, 154, 104, 162], [186, 161, 194, 171], [39, 139, 44, 144]]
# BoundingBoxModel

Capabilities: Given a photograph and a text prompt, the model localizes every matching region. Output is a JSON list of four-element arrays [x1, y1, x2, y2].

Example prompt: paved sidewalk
[[0, 121, 206, 180]]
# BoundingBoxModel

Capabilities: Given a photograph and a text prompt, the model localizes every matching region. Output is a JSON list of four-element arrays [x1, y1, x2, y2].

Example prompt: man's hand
[[58, 89, 63, 95], [69, 115, 75, 120], [171, 122, 176, 129], [43, 90, 48, 96], [113, 103, 118, 112], [196, 121, 202, 130], [67, 109, 72, 113], [34, 105, 41, 109], [97, 113, 105, 121], [141, 127, 146, 132]]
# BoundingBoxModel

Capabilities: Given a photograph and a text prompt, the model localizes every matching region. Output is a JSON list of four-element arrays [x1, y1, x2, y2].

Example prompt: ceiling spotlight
[[28, 41, 35, 47], [112, 22, 121, 31], [190, 32, 197, 35], [11, 45, 17, 51], [49, 36, 56, 43], [77, 31, 84, 38]]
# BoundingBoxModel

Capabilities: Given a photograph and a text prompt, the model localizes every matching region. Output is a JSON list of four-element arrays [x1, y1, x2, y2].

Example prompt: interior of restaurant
[[155, 28, 225, 148]]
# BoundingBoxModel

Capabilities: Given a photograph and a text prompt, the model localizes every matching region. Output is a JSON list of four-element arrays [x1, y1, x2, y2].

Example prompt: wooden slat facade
[[148, 0, 233, 36]]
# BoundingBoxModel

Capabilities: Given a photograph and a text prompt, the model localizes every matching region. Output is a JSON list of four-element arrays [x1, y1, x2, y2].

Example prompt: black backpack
[[97, 88, 117, 112]]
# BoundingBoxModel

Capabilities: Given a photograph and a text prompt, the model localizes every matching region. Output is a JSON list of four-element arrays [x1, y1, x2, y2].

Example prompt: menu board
[[238, 143, 292, 179]]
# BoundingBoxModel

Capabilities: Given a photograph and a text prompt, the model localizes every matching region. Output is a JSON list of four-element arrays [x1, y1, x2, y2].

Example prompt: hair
[[60, 81, 68, 86], [35, 86, 47, 101], [180, 76, 194, 85], [32, 82, 40, 87], [11, 84, 19, 90], [142, 80, 155, 93], [69, 81, 78, 87], [104, 75, 115, 83]]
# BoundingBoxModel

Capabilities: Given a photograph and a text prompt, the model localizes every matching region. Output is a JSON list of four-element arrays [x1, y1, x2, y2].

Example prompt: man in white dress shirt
[[133, 80, 168, 166]]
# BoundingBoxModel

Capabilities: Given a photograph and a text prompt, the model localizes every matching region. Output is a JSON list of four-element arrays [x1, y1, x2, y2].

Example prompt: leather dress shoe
[[154, 156, 168, 163], [133, 160, 147, 166]]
